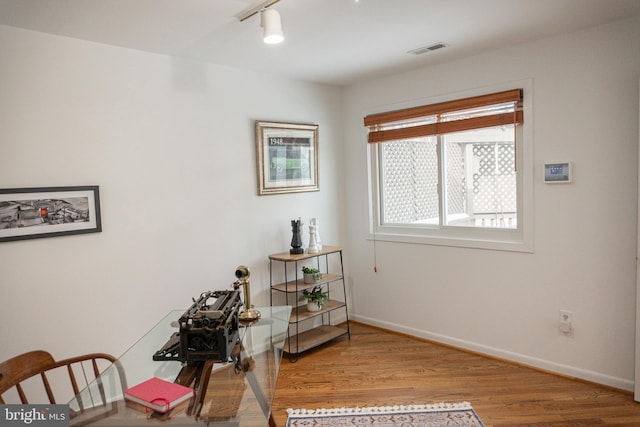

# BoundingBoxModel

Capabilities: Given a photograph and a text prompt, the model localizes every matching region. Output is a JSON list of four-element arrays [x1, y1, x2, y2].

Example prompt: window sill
[[368, 229, 533, 253]]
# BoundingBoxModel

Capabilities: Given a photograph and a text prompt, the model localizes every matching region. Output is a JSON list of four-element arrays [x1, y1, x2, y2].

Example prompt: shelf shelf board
[[290, 300, 345, 322], [271, 274, 343, 292], [284, 325, 349, 354], [268, 245, 342, 262]]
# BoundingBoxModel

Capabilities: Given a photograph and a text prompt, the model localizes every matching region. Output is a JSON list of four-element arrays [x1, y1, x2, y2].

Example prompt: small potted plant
[[299, 285, 328, 312], [302, 266, 322, 284]]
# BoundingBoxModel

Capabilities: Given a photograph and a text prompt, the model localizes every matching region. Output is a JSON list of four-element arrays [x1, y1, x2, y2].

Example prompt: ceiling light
[[261, 8, 284, 44], [237, 1, 284, 45]]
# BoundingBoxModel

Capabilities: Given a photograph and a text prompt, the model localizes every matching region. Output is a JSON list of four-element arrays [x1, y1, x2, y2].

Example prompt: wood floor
[[271, 322, 640, 426]]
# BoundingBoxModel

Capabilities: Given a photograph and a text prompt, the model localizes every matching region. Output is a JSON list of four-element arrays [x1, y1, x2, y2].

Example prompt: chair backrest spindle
[[66, 364, 80, 396], [40, 371, 55, 404], [16, 383, 27, 404]]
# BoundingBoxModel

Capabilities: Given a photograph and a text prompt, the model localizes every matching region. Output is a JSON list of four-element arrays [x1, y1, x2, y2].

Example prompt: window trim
[[366, 81, 534, 253]]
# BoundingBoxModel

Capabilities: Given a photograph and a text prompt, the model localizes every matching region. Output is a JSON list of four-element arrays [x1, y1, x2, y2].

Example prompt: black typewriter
[[153, 290, 242, 363]]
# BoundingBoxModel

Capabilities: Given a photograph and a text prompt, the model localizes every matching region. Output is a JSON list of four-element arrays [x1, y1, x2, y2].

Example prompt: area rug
[[286, 402, 485, 426]]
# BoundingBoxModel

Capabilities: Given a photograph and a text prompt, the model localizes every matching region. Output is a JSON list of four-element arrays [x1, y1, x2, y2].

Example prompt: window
[[365, 87, 532, 251]]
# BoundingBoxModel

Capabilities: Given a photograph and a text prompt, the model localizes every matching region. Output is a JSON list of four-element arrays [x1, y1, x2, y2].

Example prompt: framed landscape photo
[[0, 186, 102, 243], [256, 121, 319, 195]]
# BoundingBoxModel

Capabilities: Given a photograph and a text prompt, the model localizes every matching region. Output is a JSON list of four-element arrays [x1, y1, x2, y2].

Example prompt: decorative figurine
[[290, 218, 304, 254], [310, 217, 322, 250], [308, 220, 320, 253]]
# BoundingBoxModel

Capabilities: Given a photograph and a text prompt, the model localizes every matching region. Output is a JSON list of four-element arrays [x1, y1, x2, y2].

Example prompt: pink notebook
[[124, 377, 194, 414]]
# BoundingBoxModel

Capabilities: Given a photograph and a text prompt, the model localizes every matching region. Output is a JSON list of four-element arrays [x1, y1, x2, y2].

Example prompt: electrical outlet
[[559, 310, 573, 333], [559, 310, 572, 323]]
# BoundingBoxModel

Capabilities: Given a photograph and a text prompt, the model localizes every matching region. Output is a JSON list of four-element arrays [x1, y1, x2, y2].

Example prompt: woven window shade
[[364, 89, 523, 143]]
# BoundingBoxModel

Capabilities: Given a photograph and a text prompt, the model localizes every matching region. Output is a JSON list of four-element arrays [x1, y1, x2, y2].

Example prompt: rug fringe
[[286, 401, 473, 417]]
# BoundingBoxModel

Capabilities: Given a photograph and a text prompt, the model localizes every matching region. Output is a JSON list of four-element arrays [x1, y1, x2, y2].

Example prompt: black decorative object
[[290, 218, 304, 254], [152, 290, 241, 362]]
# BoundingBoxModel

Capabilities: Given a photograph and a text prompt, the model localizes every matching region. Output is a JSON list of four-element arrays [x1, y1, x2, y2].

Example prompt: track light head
[[261, 8, 284, 44]]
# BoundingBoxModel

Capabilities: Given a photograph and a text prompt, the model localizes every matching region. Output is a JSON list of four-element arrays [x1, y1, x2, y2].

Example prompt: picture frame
[[0, 186, 102, 243], [256, 121, 319, 195]]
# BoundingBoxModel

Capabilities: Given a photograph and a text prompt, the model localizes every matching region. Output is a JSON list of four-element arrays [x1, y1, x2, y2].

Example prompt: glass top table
[[68, 306, 291, 426]]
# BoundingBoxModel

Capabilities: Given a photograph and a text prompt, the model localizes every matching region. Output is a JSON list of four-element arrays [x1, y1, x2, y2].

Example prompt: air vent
[[408, 42, 449, 55]]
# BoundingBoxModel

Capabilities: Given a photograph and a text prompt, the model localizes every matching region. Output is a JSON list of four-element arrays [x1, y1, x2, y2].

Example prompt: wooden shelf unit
[[269, 245, 350, 361]]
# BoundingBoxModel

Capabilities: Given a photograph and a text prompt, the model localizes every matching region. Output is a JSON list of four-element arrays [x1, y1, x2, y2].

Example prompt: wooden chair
[[0, 350, 117, 405]]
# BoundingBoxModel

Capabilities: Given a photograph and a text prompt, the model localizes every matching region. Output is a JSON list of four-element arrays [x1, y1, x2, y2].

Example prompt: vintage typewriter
[[153, 290, 242, 363]]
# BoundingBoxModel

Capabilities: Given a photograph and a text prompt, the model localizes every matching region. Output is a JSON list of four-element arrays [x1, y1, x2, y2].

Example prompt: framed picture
[[0, 186, 102, 243], [256, 121, 319, 195]]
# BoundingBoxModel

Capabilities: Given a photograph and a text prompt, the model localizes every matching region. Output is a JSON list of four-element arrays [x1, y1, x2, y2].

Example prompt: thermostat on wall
[[544, 162, 572, 183]]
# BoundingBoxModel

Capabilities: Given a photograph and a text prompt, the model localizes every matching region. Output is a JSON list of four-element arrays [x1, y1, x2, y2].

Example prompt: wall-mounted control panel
[[544, 162, 572, 183]]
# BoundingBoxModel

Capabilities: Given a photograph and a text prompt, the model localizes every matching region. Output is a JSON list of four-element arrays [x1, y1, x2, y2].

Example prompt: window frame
[[366, 82, 534, 252]]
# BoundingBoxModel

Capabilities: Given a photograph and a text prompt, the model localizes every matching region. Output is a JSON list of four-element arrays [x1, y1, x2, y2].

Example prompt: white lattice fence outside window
[[381, 139, 438, 223], [380, 139, 516, 228], [471, 143, 516, 214]]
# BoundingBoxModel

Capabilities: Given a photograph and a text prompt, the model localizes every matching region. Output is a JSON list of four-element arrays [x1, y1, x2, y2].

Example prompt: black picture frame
[[0, 186, 102, 243]]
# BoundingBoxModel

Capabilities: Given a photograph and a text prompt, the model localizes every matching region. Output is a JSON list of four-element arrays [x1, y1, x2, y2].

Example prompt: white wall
[[343, 16, 640, 390], [0, 26, 344, 366]]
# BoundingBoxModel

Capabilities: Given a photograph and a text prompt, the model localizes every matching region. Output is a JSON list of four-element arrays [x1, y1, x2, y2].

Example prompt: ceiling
[[1, 0, 639, 86]]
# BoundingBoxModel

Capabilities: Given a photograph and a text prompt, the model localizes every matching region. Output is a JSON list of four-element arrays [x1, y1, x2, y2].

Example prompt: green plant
[[299, 285, 328, 307], [302, 266, 322, 283]]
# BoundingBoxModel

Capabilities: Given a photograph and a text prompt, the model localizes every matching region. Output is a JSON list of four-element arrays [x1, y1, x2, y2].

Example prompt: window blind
[[364, 89, 523, 144]]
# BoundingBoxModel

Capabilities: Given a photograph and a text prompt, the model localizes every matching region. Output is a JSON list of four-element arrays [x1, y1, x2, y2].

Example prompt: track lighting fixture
[[261, 8, 284, 44], [238, 0, 284, 45]]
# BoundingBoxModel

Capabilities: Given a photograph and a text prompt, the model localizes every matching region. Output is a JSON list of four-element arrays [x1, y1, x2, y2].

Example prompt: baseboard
[[351, 314, 634, 392]]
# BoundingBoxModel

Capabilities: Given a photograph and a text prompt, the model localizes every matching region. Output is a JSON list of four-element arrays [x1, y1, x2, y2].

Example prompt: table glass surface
[[68, 306, 291, 426]]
